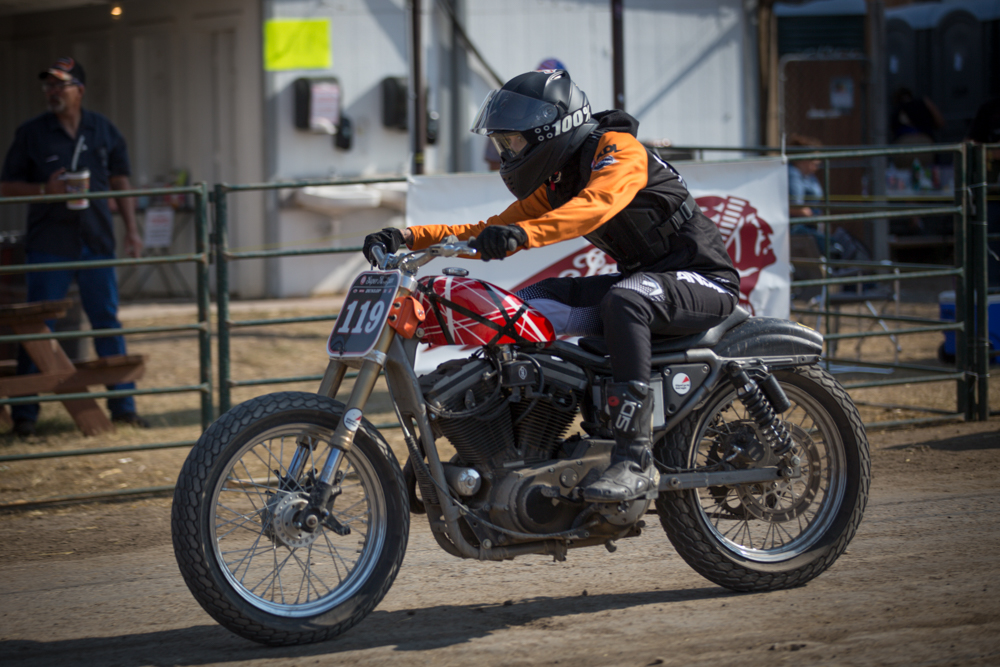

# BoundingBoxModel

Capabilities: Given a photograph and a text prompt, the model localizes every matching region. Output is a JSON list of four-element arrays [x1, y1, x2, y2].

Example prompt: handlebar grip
[[371, 243, 387, 267], [506, 238, 518, 253]]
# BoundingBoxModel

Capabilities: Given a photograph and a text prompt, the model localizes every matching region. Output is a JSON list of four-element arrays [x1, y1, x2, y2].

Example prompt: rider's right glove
[[363, 227, 405, 264], [471, 225, 528, 261]]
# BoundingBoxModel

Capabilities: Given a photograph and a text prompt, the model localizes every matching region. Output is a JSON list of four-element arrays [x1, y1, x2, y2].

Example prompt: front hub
[[265, 493, 322, 548]]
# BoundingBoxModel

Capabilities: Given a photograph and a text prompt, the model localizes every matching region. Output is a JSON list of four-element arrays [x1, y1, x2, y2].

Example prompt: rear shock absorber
[[726, 362, 793, 456]]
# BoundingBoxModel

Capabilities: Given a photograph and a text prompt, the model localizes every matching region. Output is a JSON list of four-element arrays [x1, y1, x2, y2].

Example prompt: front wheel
[[655, 365, 870, 591], [171, 392, 409, 645]]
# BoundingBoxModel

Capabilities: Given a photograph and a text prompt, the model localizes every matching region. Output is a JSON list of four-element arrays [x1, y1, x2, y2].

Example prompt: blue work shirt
[[1, 109, 131, 258], [787, 163, 823, 206]]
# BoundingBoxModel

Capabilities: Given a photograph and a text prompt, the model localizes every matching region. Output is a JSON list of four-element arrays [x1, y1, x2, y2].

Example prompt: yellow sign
[[264, 19, 331, 71]]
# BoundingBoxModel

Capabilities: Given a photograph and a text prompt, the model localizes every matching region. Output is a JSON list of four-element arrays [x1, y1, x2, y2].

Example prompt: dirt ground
[[0, 298, 998, 665]]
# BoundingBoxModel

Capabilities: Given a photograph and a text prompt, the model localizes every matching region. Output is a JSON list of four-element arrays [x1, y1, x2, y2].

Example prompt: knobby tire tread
[[171, 391, 409, 646]]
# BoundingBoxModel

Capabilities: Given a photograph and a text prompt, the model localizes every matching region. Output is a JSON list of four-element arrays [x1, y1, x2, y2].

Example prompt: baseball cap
[[38, 56, 86, 85]]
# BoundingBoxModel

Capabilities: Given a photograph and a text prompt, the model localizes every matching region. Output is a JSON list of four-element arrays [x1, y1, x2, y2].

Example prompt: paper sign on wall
[[310, 81, 340, 133], [143, 207, 174, 249], [264, 19, 332, 71]]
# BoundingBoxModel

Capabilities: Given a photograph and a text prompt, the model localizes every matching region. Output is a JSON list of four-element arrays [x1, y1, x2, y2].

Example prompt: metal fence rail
[[0, 184, 213, 505], [1, 143, 993, 508], [213, 177, 406, 414], [787, 143, 988, 421]]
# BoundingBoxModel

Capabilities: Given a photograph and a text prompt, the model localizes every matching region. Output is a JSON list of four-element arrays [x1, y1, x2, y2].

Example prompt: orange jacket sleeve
[[408, 190, 552, 250], [408, 131, 649, 255]]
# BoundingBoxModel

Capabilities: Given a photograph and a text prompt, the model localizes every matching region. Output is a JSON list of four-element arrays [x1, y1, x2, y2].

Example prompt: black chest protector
[[546, 131, 697, 273]]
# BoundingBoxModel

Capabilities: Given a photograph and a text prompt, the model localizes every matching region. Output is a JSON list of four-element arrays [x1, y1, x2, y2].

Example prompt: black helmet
[[471, 70, 597, 200]]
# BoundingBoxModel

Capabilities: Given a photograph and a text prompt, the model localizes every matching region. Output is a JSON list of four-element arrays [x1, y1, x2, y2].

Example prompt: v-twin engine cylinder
[[419, 354, 585, 467]]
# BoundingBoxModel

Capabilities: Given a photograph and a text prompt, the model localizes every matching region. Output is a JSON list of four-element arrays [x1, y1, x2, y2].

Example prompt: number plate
[[327, 271, 401, 358]]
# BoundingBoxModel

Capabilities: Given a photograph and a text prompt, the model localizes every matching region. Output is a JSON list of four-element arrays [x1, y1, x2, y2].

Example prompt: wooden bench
[[0, 300, 146, 436]]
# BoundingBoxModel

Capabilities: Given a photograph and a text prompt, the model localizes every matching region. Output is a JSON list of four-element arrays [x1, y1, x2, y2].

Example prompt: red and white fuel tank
[[415, 275, 556, 347]]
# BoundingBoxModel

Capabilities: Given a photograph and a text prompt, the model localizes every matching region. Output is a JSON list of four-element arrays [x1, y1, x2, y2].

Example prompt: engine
[[419, 352, 586, 466], [418, 351, 649, 543]]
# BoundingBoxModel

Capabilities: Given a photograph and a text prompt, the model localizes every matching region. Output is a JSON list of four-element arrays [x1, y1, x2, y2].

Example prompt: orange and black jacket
[[410, 110, 739, 293]]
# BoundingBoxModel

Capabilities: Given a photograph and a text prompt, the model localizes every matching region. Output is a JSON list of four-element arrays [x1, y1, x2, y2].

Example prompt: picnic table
[[0, 299, 145, 435]]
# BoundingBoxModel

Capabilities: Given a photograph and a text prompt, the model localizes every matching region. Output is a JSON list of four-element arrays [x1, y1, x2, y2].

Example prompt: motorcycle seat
[[577, 306, 750, 356]]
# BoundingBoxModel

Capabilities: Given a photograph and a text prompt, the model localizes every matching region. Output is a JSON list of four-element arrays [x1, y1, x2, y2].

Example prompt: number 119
[[336, 299, 386, 334]]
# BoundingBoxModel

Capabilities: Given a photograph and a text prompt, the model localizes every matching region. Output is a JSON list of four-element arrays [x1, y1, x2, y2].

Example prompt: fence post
[[214, 183, 232, 415], [970, 143, 990, 420], [954, 144, 972, 419], [196, 182, 214, 429], [822, 157, 833, 366]]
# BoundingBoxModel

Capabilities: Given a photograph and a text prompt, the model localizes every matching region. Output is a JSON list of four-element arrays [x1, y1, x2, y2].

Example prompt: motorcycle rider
[[364, 69, 739, 503]]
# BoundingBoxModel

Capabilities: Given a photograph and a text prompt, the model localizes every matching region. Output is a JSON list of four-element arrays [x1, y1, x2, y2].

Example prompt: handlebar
[[374, 235, 477, 274]]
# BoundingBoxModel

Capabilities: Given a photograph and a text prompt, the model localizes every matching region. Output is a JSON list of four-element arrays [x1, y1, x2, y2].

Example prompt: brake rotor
[[705, 420, 769, 519], [735, 423, 821, 522], [263, 492, 322, 548]]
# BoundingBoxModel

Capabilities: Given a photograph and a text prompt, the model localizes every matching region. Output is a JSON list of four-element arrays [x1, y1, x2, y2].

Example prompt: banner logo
[[696, 195, 777, 315], [511, 246, 617, 293]]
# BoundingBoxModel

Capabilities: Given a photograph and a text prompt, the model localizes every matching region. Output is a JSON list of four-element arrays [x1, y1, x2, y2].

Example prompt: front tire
[[171, 392, 409, 645], [655, 366, 870, 591]]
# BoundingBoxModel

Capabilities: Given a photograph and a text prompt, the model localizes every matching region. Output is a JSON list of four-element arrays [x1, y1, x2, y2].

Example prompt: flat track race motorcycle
[[171, 238, 870, 646]]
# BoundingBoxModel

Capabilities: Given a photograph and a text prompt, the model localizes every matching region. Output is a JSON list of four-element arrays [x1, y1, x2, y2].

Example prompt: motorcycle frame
[[307, 245, 823, 561], [315, 338, 818, 561]]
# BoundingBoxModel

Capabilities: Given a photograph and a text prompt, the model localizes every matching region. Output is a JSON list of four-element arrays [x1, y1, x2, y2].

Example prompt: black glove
[[470, 225, 528, 261], [363, 227, 404, 264]]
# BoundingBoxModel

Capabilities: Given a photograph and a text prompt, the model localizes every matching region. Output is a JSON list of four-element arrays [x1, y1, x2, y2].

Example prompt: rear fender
[[713, 317, 823, 361]]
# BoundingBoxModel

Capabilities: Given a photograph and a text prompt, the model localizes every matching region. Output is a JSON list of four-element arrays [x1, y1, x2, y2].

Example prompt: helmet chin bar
[[499, 118, 598, 200]]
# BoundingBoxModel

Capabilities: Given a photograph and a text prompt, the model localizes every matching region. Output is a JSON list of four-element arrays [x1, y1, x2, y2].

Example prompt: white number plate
[[327, 271, 401, 358]]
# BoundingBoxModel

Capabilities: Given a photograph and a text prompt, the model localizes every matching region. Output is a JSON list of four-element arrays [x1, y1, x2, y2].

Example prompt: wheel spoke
[[215, 507, 266, 540], [677, 377, 849, 559], [204, 419, 390, 619]]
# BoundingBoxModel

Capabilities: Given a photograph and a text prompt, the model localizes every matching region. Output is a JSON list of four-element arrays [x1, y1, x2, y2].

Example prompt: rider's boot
[[582, 380, 659, 502]]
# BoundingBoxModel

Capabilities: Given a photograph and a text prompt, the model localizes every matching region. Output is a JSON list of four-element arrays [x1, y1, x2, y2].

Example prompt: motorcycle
[[171, 238, 870, 646]]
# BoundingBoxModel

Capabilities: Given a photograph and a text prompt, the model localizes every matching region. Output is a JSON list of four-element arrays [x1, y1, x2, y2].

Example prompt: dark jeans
[[517, 270, 738, 384], [13, 247, 136, 422]]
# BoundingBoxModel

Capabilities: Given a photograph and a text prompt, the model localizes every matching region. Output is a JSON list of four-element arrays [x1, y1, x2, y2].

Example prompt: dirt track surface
[[1, 420, 999, 667]]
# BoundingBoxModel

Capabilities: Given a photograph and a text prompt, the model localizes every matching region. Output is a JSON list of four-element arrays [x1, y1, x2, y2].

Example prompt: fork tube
[[317, 360, 381, 487], [317, 359, 348, 399], [286, 445, 311, 483], [281, 361, 349, 483], [317, 326, 396, 486]]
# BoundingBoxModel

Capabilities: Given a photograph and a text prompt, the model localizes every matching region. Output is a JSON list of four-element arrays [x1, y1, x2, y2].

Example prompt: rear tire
[[171, 392, 408, 645], [654, 366, 870, 591]]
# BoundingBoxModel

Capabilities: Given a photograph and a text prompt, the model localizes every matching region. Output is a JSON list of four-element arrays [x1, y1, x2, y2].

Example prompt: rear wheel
[[172, 392, 408, 645], [654, 366, 870, 591]]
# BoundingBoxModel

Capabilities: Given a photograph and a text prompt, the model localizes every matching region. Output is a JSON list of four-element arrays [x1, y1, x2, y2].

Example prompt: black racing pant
[[516, 270, 738, 384]]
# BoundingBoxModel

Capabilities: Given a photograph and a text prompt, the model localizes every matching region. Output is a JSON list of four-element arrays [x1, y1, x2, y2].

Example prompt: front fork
[[291, 318, 398, 532]]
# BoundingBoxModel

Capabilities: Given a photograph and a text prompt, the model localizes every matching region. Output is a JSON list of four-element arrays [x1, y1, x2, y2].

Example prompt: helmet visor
[[470, 89, 559, 135], [488, 132, 529, 162]]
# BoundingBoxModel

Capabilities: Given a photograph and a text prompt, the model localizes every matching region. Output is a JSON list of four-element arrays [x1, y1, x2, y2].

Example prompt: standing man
[[0, 57, 148, 436]]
